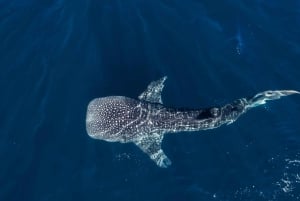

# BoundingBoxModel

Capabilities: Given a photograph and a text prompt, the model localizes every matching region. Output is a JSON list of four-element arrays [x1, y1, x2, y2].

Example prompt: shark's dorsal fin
[[133, 133, 171, 168], [138, 76, 167, 104]]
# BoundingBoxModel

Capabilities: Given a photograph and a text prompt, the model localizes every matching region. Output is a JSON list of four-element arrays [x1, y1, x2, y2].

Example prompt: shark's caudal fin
[[246, 90, 300, 109]]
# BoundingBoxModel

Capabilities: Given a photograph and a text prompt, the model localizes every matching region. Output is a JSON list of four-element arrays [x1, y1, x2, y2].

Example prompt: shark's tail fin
[[245, 90, 300, 109]]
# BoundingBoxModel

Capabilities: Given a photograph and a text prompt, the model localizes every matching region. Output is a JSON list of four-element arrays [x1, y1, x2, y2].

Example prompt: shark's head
[[86, 96, 142, 142]]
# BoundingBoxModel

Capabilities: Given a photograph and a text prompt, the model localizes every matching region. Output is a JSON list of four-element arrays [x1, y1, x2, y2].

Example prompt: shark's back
[[86, 96, 144, 142]]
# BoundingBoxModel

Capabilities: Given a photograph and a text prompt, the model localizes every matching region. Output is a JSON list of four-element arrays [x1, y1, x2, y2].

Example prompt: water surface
[[1, 0, 300, 200]]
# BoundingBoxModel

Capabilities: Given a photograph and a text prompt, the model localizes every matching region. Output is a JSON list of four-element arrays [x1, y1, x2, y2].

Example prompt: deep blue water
[[1, 0, 300, 200]]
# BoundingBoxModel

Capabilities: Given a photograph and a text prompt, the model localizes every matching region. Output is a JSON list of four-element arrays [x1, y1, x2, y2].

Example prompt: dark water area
[[1, 0, 300, 200]]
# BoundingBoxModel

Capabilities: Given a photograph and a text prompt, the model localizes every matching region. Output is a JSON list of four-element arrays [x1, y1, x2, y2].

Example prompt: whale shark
[[86, 76, 299, 168]]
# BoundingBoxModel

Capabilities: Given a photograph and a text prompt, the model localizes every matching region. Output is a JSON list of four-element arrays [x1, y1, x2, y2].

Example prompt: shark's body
[[86, 77, 299, 168]]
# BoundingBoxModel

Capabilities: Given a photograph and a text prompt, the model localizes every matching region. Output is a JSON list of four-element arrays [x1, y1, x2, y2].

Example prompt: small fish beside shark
[[86, 76, 299, 168]]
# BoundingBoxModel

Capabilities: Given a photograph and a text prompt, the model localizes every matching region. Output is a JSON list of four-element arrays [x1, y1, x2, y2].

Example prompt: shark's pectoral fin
[[138, 76, 167, 104], [133, 134, 171, 168], [148, 148, 172, 168]]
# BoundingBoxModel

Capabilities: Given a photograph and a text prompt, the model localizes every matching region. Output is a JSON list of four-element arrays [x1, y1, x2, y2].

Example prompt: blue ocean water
[[1, 0, 300, 200]]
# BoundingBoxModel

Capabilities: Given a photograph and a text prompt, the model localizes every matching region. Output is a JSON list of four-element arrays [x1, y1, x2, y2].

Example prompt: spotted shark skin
[[86, 76, 299, 168]]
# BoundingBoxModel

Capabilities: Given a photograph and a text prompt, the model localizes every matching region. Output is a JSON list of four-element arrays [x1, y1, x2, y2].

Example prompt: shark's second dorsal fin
[[138, 76, 167, 104]]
